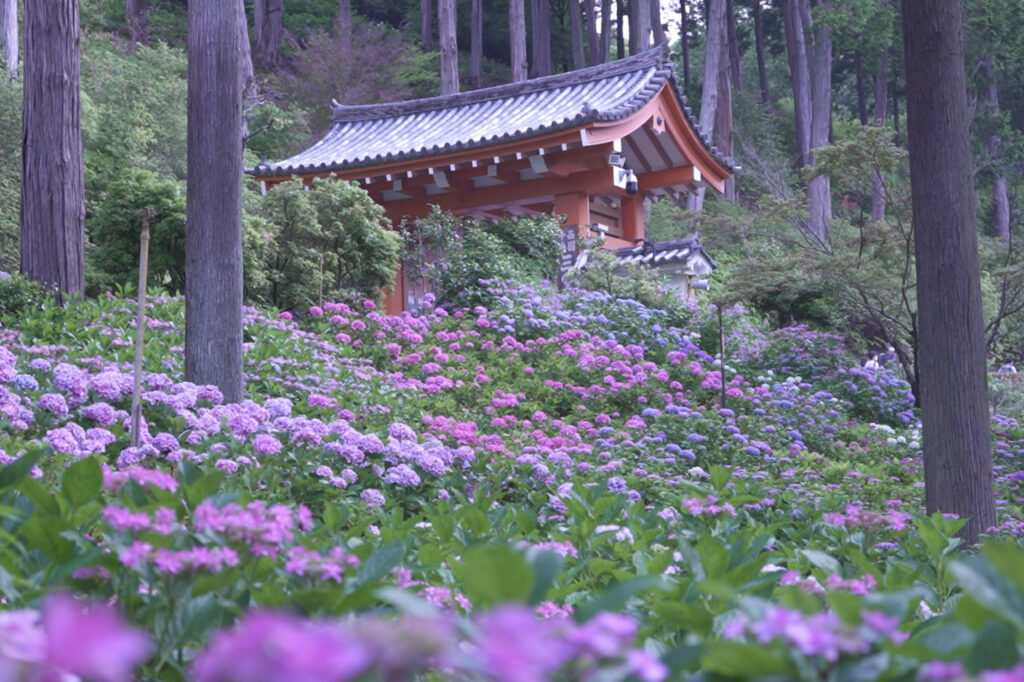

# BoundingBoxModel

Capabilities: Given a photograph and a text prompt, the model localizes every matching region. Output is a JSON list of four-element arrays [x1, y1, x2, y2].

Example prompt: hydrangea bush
[[0, 283, 1022, 681]]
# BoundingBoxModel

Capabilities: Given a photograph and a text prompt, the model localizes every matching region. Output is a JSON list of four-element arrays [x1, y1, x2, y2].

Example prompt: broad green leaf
[[351, 539, 405, 590], [526, 549, 564, 605], [949, 556, 1024, 631], [965, 619, 1019, 674], [452, 545, 533, 608], [833, 652, 890, 682], [61, 457, 103, 508], [0, 450, 44, 490], [800, 548, 841, 575], [701, 640, 793, 676], [575, 575, 664, 622]]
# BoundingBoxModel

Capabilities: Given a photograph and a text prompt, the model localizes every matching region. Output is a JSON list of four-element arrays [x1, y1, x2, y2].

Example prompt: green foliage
[[86, 169, 187, 296], [574, 245, 688, 318], [250, 177, 400, 310], [0, 271, 53, 324], [401, 207, 561, 308], [80, 38, 189, 206], [0, 76, 20, 274]]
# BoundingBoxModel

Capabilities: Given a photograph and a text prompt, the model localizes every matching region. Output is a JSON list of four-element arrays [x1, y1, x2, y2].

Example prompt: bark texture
[[629, 0, 650, 55], [871, 48, 888, 222], [125, 0, 147, 48], [726, 0, 742, 90], [530, 0, 551, 76], [0, 0, 17, 79], [979, 56, 1010, 240], [804, 0, 832, 244], [689, 0, 728, 210], [337, 0, 352, 51], [21, 0, 85, 301], [438, 0, 459, 94], [569, 0, 585, 69], [599, 0, 611, 62], [254, 0, 282, 67], [583, 0, 599, 65], [901, 0, 996, 546], [420, 0, 433, 50], [470, 0, 484, 87], [753, 0, 768, 103], [186, 0, 244, 403], [510, 0, 528, 81], [650, 0, 666, 46]]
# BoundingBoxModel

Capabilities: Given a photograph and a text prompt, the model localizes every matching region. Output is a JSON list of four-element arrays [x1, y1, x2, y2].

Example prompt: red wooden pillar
[[554, 192, 591, 238], [620, 194, 644, 244]]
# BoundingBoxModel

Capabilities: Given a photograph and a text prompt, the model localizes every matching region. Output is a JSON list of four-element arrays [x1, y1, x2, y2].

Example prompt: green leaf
[[461, 507, 491, 536], [833, 652, 890, 682], [0, 449, 44, 490], [575, 575, 664, 622], [800, 548, 841, 575], [905, 622, 976, 657], [184, 471, 226, 509], [61, 457, 103, 508], [949, 555, 1024, 631], [965, 620, 1019, 674], [701, 640, 793, 676], [526, 549, 564, 605], [452, 545, 533, 608], [351, 539, 405, 591], [417, 543, 444, 567], [696, 534, 729, 580], [980, 540, 1024, 595]]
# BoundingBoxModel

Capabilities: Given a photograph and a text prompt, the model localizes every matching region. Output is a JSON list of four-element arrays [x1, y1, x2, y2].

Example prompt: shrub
[[251, 177, 400, 311], [86, 169, 187, 296], [0, 270, 53, 323]]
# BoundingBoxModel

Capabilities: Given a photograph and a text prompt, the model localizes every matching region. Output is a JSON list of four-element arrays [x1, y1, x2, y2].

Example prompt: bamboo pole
[[130, 211, 154, 448]]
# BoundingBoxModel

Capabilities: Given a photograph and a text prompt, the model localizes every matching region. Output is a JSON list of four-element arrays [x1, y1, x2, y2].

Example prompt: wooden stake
[[718, 304, 727, 411], [130, 210, 155, 448]]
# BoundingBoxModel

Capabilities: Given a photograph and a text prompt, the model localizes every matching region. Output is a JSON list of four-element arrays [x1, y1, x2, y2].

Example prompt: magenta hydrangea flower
[[192, 610, 373, 682], [43, 592, 152, 682]]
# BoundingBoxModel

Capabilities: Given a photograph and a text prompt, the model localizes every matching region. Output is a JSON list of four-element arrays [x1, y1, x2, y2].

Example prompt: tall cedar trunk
[[255, 0, 282, 67], [21, 0, 85, 301], [804, 0, 832, 244], [583, 0, 600, 65], [420, 0, 434, 49], [680, 1, 690, 90], [753, 0, 768, 104], [0, 0, 17, 79], [510, 0, 528, 80], [531, 0, 551, 76], [470, 0, 484, 87], [871, 49, 888, 222], [615, 0, 624, 59], [783, 0, 811, 167], [337, 0, 352, 51], [186, 0, 244, 403], [600, 0, 611, 62], [569, 0, 585, 68], [651, 0, 665, 46], [688, 0, 726, 211], [125, 0, 147, 48], [238, 0, 257, 145], [629, 0, 650, 54], [979, 57, 1010, 240], [715, 46, 735, 199], [438, 0, 459, 94], [891, 73, 899, 144], [855, 52, 867, 125], [725, 0, 741, 90], [902, 0, 996, 546]]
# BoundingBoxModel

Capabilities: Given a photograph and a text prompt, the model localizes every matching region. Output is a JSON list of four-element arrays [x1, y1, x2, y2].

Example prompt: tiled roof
[[254, 45, 726, 177], [614, 237, 716, 270]]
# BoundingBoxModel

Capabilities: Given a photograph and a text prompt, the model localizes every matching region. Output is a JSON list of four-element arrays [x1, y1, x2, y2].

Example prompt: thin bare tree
[[438, 0, 459, 94]]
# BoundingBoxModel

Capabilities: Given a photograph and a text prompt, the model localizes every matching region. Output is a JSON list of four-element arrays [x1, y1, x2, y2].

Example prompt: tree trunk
[[752, 0, 768, 104], [855, 52, 867, 125], [891, 72, 899, 144], [337, 0, 352, 51], [21, 0, 84, 301], [783, 0, 811, 167], [871, 48, 888, 222], [600, 0, 612, 62], [629, 0, 650, 55], [510, 0, 528, 80], [531, 0, 551, 76], [651, 0, 665, 46], [0, 0, 17, 79], [804, 0, 832, 244], [688, 0, 727, 211], [470, 0, 484, 87], [439, 0, 459, 94], [725, 0, 741, 90], [238, 0, 257, 146], [420, 0, 434, 50], [615, 0, 624, 59], [125, 0, 147, 48], [583, 0, 600, 65], [902, 0, 995, 547], [255, 0, 282, 67], [680, 0, 690, 90], [569, 0, 586, 68], [186, 0, 244, 403], [979, 56, 1010, 241]]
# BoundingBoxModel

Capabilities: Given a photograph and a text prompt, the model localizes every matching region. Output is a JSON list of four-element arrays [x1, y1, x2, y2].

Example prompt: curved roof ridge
[[330, 44, 672, 123]]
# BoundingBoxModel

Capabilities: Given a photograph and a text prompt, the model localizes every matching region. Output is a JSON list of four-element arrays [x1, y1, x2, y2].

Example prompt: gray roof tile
[[254, 45, 727, 177]]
